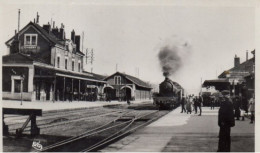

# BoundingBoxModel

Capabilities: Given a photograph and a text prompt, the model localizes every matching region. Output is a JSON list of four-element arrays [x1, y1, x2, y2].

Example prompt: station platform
[[2, 99, 151, 112], [101, 107, 255, 152]]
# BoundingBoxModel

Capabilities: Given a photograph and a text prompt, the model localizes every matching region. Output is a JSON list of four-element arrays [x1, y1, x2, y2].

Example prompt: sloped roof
[[202, 79, 230, 91], [5, 22, 59, 46], [104, 72, 152, 89], [33, 66, 106, 83], [2, 53, 48, 64], [218, 57, 255, 78], [92, 73, 107, 80], [32, 22, 62, 45], [5, 22, 85, 55], [82, 71, 107, 80]]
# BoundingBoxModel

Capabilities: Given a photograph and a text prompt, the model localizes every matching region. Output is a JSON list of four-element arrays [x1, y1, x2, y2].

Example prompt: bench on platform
[[3, 108, 42, 137]]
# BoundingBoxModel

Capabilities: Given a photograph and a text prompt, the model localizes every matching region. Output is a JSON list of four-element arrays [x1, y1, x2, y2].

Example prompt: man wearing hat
[[241, 82, 248, 121], [217, 95, 235, 152]]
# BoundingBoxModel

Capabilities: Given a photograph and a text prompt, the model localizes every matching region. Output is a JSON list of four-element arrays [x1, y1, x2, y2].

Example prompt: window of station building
[[24, 34, 38, 46], [65, 59, 68, 70], [14, 80, 21, 93], [118, 76, 121, 84], [114, 76, 117, 85], [57, 57, 60, 68], [72, 61, 75, 71], [114, 76, 121, 85], [78, 62, 81, 72]]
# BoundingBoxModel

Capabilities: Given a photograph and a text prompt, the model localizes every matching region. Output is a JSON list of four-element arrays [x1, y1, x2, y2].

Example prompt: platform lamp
[[20, 75, 25, 105]]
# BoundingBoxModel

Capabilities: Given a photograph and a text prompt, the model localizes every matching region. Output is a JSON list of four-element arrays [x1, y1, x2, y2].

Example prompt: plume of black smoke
[[158, 38, 191, 77]]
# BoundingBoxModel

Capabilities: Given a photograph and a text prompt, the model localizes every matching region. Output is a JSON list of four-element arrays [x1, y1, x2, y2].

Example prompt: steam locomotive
[[153, 77, 183, 110]]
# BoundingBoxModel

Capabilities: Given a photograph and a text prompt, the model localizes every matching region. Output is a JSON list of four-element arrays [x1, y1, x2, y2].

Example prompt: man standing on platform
[[241, 82, 248, 121], [217, 95, 235, 152], [233, 96, 241, 120], [198, 95, 203, 116], [193, 96, 198, 114], [180, 97, 186, 113]]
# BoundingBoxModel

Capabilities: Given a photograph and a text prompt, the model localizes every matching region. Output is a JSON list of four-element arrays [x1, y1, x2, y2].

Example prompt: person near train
[[180, 97, 186, 113], [248, 94, 255, 124], [193, 97, 198, 114], [198, 96, 203, 116], [233, 96, 241, 120], [210, 96, 215, 110], [186, 96, 192, 114], [106, 94, 111, 102], [217, 95, 235, 152], [241, 82, 248, 121]]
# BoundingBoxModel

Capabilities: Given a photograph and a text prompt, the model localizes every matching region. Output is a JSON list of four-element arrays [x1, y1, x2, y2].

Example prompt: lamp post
[[20, 75, 24, 105]]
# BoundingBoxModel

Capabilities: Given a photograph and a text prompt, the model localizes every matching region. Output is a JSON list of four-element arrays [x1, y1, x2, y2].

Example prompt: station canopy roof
[[202, 79, 230, 91]]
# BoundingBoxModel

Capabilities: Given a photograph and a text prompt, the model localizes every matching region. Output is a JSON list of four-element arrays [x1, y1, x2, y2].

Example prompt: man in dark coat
[[241, 83, 248, 121], [180, 97, 186, 113], [193, 97, 198, 114], [233, 96, 241, 120], [198, 96, 203, 116], [210, 97, 215, 110], [217, 95, 235, 152]]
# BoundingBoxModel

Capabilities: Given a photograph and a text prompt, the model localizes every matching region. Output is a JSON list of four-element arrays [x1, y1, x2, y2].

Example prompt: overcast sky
[[0, 0, 256, 94]]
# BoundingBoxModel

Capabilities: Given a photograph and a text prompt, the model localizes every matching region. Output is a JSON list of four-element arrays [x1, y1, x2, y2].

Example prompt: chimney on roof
[[71, 30, 75, 43], [234, 54, 240, 67], [36, 12, 39, 24], [58, 23, 65, 40], [75, 35, 81, 52], [251, 49, 255, 57], [59, 28, 65, 40], [53, 21, 55, 28], [51, 27, 59, 38], [43, 24, 51, 33], [246, 50, 248, 61]]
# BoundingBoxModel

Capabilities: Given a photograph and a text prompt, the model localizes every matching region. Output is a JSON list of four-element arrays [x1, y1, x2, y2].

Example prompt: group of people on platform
[[180, 95, 203, 116], [56, 87, 98, 102], [217, 93, 255, 152], [179, 90, 255, 152]]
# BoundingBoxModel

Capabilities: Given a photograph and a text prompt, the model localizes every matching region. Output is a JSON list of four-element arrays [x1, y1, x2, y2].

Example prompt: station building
[[103, 72, 152, 100], [2, 19, 106, 101], [203, 50, 255, 97]]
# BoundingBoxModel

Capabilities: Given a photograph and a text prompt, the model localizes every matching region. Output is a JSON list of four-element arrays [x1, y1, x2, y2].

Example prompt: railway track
[[6, 102, 152, 133], [7, 110, 126, 133], [39, 110, 159, 152], [5, 107, 118, 123]]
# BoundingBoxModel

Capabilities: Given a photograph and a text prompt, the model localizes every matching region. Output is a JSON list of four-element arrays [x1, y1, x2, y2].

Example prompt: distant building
[[2, 18, 106, 101], [203, 50, 255, 97], [218, 51, 255, 81], [103, 72, 152, 100]]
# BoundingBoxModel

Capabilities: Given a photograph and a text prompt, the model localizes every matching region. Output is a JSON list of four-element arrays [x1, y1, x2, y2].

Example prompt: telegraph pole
[[18, 9, 20, 33], [82, 31, 84, 51], [90, 49, 94, 73], [18, 9, 21, 53]]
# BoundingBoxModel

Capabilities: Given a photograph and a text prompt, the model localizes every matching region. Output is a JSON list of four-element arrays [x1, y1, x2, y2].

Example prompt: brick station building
[[2, 19, 106, 101]]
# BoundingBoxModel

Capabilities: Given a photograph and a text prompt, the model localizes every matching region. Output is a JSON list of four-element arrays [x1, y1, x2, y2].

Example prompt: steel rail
[[8, 110, 125, 132], [6, 108, 119, 126], [82, 110, 159, 152], [40, 110, 135, 152]]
